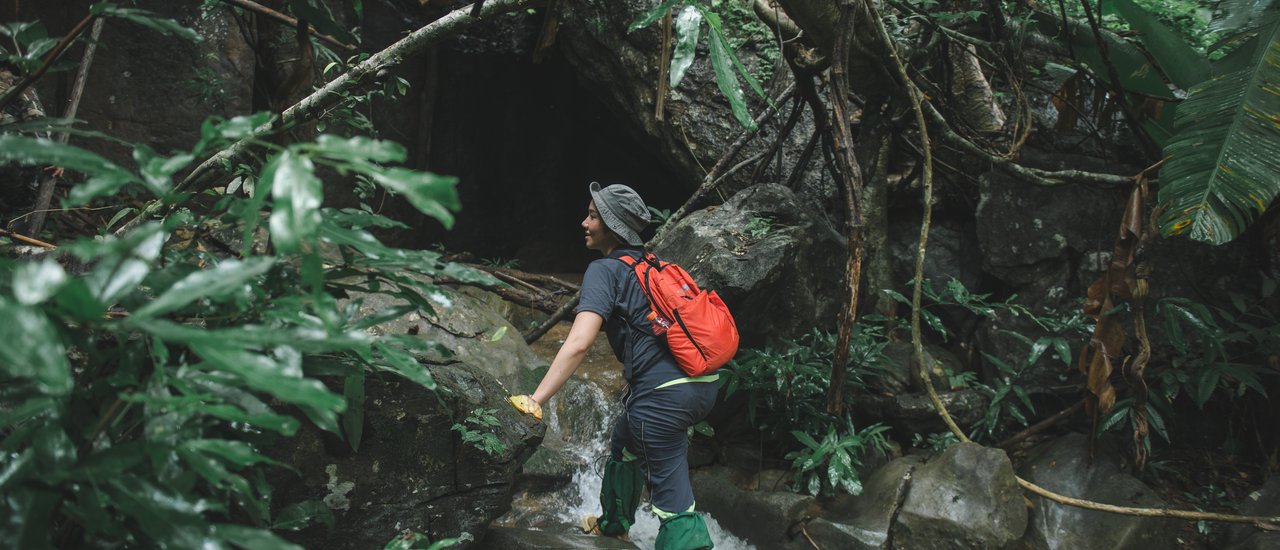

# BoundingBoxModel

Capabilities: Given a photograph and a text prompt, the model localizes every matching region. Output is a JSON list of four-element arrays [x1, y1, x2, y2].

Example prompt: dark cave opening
[[381, 41, 686, 274]]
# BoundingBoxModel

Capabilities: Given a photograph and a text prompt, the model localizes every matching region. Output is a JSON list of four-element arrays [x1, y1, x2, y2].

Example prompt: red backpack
[[619, 252, 740, 377]]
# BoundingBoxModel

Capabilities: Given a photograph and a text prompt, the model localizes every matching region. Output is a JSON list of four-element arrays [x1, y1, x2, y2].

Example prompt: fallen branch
[[0, 228, 57, 249], [523, 292, 579, 344], [118, 0, 540, 234], [218, 0, 356, 51], [996, 399, 1085, 449]]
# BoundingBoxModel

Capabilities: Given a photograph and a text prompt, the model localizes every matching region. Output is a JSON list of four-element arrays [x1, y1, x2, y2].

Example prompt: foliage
[[451, 408, 508, 456], [787, 420, 890, 497], [880, 278, 1090, 442], [722, 327, 886, 439], [1099, 283, 1279, 455], [742, 215, 773, 240], [1155, 16, 1280, 244], [630, 0, 770, 129], [0, 110, 496, 546], [911, 431, 960, 453]]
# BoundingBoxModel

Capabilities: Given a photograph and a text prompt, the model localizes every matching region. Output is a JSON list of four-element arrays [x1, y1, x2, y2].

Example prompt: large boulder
[[803, 456, 923, 550], [653, 183, 846, 347], [270, 362, 544, 549], [1017, 433, 1178, 550], [690, 465, 819, 548], [342, 283, 549, 389], [893, 442, 1027, 549], [556, 0, 818, 197], [1226, 477, 1280, 549]]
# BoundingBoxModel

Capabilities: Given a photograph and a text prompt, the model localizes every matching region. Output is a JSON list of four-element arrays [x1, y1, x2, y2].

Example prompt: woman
[[508, 182, 718, 549]]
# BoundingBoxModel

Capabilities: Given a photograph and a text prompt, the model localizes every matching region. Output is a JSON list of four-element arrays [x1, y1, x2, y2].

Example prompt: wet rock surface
[[1017, 433, 1178, 550]]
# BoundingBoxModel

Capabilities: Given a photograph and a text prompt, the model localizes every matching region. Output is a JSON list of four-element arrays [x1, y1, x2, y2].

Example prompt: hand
[[507, 394, 543, 422]]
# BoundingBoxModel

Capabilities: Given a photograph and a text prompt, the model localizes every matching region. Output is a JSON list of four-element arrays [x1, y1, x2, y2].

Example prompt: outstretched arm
[[531, 311, 604, 405]]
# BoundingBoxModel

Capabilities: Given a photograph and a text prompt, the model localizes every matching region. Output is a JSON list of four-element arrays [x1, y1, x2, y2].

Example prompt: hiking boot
[[582, 515, 630, 541]]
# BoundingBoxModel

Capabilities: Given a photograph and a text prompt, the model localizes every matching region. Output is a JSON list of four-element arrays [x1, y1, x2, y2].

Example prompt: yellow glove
[[507, 395, 543, 422]]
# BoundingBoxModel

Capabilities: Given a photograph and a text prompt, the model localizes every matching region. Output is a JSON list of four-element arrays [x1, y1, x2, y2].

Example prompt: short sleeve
[[575, 259, 616, 319]]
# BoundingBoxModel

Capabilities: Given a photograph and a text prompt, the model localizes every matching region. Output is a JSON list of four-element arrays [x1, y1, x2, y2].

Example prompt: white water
[[540, 381, 756, 550]]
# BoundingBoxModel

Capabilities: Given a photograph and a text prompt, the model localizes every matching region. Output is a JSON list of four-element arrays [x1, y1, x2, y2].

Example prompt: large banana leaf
[[1157, 20, 1280, 244], [1107, 0, 1211, 89]]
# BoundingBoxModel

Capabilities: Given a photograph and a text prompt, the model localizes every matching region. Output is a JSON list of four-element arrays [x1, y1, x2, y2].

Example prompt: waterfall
[[510, 376, 754, 549]]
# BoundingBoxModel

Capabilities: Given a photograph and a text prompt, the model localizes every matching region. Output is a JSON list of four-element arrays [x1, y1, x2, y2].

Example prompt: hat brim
[[589, 182, 645, 246]]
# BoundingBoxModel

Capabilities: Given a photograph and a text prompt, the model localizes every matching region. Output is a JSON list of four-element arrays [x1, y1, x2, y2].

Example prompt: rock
[[557, 0, 814, 197], [894, 442, 1027, 549], [803, 456, 923, 550], [849, 389, 988, 436], [873, 341, 967, 396], [341, 282, 549, 389], [888, 217, 985, 299], [691, 465, 818, 548], [1227, 477, 1280, 550], [1017, 433, 1178, 550], [269, 362, 544, 549], [482, 526, 637, 549], [653, 183, 847, 347], [68, 0, 255, 166]]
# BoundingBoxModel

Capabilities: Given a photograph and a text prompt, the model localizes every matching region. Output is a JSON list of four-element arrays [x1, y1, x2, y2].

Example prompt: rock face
[[269, 284, 547, 548], [894, 442, 1028, 549], [342, 283, 549, 389], [1016, 433, 1178, 550], [556, 0, 822, 197], [653, 183, 846, 347], [690, 465, 818, 549], [803, 456, 922, 550], [270, 363, 543, 549], [1227, 477, 1280, 549]]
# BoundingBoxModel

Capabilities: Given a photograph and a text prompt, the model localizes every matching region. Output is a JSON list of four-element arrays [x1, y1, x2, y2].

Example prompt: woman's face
[[583, 200, 620, 254]]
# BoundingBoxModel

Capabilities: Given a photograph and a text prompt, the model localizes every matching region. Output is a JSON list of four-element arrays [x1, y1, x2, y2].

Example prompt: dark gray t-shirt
[[575, 247, 685, 393]]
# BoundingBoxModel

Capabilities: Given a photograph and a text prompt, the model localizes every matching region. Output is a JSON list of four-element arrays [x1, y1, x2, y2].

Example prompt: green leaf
[[12, 259, 67, 306], [370, 168, 460, 229], [0, 300, 71, 396], [1157, 20, 1280, 244], [274, 500, 336, 531], [308, 134, 406, 164], [1195, 368, 1220, 407], [94, 5, 203, 42], [132, 257, 275, 319], [792, 430, 820, 449], [1109, 0, 1212, 89], [0, 135, 138, 203], [1032, 11, 1176, 99], [210, 524, 303, 550], [189, 342, 346, 413], [267, 151, 324, 254], [628, 0, 682, 33], [200, 404, 300, 436], [702, 9, 755, 129], [373, 341, 437, 390], [669, 5, 702, 88], [81, 223, 166, 304]]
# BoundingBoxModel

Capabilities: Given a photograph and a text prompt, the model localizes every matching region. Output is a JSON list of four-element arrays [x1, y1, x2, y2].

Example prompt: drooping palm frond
[[1156, 20, 1280, 244]]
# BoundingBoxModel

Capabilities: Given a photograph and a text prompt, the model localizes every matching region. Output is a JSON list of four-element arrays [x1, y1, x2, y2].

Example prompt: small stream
[[498, 324, 754, 549]]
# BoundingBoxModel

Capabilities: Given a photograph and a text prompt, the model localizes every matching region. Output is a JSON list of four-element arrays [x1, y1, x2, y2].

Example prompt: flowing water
[[498, 323, 755, 549]]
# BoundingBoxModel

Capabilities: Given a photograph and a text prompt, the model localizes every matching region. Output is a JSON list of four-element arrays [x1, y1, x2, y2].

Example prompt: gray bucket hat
[[589, 182, 650, 246]]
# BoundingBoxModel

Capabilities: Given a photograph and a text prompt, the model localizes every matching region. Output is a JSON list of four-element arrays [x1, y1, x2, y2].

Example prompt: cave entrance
[[384, 39, 685, 274]]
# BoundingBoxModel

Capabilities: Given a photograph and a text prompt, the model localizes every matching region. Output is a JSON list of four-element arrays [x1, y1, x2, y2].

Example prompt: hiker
[[508, 182, 717, 549]]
